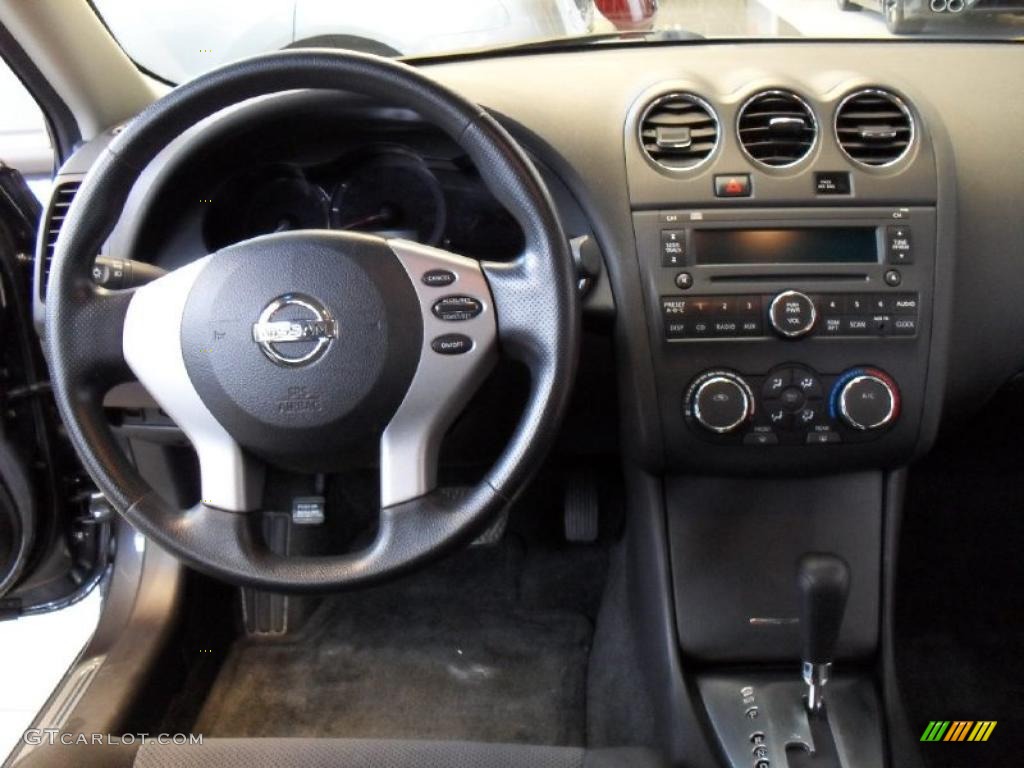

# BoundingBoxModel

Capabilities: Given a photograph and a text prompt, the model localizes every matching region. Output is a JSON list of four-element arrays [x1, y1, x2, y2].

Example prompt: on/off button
[[769, 290, 817, 338]]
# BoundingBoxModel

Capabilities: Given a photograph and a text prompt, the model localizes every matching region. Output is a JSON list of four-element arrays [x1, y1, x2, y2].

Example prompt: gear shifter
[[797, 553, 850, 714]]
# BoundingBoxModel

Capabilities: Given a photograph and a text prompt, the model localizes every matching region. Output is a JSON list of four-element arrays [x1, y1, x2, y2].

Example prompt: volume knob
[[769, 290, 817, 338], [688, 371, 755, 434]]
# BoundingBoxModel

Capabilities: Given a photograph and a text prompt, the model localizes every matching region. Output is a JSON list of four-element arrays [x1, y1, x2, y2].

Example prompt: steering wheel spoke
[[123, 258, 264, 512], [380, 240, 498, 508]]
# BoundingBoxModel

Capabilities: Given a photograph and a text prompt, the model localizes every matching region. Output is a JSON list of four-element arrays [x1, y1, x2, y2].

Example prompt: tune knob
[[687, 371, 755, 434], [833, 368, 900, 431], [769, 290, 817, 338]]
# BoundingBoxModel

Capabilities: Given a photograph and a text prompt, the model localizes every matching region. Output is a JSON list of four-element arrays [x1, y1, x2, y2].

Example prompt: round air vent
[[638, 93, 719, 172], [737, 90, 817, 168], [835, 89, 914, 167]]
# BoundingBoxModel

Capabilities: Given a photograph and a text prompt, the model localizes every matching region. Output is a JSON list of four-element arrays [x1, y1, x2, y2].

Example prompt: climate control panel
[[684, 365, 901, 447]]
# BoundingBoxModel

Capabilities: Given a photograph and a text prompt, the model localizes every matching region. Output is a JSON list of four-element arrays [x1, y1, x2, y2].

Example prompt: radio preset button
[[769, 291, 817, 338]]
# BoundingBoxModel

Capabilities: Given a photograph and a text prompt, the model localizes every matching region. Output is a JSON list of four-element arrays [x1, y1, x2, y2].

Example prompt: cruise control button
[[432, 296, 483, 321], [430, 334, 473, 355], [422, 269, 456, 287]]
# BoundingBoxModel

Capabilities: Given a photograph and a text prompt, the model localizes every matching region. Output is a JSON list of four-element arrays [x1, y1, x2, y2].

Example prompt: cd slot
[[709, 273, 870, 283]]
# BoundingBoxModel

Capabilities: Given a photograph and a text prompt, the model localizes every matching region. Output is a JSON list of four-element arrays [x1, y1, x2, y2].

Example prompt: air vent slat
[[737, 90, 817, 168], [39, 181, 82, 300], [639, 93, 719, 172], [835, 89, 914, 167]]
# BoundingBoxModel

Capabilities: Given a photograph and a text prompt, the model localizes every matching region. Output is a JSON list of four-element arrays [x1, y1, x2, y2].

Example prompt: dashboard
[[37, 41, 1024, 477]]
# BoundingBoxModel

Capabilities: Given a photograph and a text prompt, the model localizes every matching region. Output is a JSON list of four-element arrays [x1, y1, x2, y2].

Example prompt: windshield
[[93, 0, 1023, 84]]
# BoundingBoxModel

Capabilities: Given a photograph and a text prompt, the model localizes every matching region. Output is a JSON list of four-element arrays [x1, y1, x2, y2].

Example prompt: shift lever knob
[[797, 553, 850, 712]]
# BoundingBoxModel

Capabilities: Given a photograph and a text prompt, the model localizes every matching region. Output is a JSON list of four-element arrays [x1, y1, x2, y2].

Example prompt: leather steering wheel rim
[[44, 50, 579, 590]]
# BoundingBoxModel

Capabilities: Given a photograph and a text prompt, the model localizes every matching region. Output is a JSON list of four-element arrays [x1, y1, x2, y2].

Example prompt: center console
[[633, 206, 936, 473]]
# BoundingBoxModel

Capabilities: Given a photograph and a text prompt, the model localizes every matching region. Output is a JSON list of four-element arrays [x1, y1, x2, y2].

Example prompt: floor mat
[[194, 543, 602, 746], [897, 391, 1024, 768]]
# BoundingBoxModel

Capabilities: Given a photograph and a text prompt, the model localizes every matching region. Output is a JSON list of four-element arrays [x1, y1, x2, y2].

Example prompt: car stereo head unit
[[632, 205, 936, 474]]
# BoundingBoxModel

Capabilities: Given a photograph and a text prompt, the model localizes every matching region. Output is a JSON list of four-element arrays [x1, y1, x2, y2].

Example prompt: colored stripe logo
[[920, 721, 996, 742]]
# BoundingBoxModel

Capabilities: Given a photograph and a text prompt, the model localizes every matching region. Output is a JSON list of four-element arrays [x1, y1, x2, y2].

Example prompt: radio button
[[769, 291, 817, 338], [712, 318, 741, 336]]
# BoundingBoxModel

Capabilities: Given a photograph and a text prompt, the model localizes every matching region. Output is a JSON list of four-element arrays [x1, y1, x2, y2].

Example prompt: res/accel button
[[432, 296, 483, 321]]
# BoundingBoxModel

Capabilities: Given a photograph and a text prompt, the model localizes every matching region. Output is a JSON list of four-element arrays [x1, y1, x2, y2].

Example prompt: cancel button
[[431, 334, 473, 356]]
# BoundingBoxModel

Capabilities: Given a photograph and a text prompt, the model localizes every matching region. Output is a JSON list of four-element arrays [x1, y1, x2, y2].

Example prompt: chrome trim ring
[[833, 87, 916, 170], [735, 89, 819, 170], [637, 91, 720, 174], [769, 290, 818, 338], [838, 374, 897, 431], [692, 373, 754, 434]]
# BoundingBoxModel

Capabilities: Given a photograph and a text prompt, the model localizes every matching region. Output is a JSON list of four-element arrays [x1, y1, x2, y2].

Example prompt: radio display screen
[[693, 227, 878, 265]]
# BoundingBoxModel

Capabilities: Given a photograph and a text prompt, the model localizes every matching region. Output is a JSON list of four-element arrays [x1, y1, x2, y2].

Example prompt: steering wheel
[[45, 51, 579, 590]]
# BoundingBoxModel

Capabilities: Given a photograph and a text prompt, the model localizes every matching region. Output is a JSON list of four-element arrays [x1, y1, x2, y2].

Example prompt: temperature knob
[[769, 290, 817, 338], [832, 368, 900, 431], [687, 371, 755, 434]]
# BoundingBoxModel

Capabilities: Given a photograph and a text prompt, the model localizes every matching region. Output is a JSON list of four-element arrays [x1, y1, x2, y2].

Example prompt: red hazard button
[[714, 174, 752, 198]]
